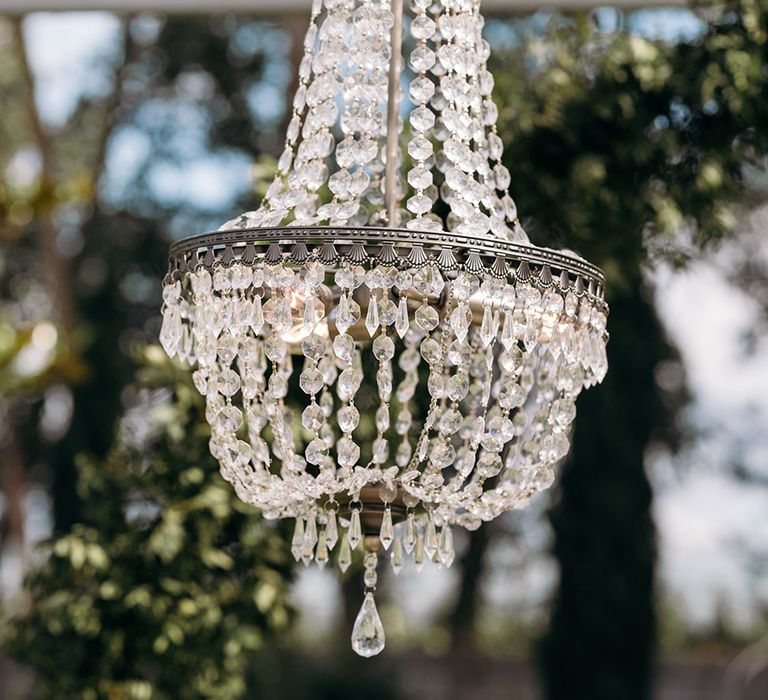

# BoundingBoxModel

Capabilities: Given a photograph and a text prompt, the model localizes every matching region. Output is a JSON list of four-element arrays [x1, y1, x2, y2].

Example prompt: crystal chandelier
[[160, 0, 608, 657]]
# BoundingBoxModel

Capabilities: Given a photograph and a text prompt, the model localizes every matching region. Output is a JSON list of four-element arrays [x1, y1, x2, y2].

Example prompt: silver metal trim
[[168, 225, 605, 286]]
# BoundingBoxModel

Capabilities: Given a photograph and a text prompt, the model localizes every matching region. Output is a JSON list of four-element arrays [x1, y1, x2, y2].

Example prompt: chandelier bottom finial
[[351, 544, 386, 657]]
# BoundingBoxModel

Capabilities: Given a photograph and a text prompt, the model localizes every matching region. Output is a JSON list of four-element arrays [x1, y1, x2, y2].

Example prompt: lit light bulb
[[279, 285, 332, 345]]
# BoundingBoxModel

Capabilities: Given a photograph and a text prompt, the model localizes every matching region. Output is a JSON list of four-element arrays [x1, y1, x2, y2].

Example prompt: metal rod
[[384, 0, 404, 226]]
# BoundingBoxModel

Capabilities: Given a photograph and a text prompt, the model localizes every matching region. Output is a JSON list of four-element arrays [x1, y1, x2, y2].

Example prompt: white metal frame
[[0, 0, 687, 14]]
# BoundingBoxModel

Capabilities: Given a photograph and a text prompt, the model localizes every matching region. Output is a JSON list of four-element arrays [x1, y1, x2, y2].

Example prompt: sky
[[10, 8, 768, 634]]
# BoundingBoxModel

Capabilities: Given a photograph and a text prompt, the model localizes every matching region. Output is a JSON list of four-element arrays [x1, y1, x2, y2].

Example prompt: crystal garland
[[160, 256, 608, 653], [222, 0, 524, 239], [160, 0, 610, 657]]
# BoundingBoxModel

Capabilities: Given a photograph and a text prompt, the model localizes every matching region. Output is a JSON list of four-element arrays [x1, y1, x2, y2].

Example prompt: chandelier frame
[[159, 0, 612, 657], [167, 226, 607, 301]]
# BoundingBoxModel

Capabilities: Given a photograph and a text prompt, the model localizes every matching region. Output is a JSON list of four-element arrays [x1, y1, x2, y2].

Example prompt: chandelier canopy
[[160, 0, 608, 657]]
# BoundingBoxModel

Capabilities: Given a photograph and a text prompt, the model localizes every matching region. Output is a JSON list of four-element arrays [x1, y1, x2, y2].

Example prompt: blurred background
[[0, 0, 767, 698]]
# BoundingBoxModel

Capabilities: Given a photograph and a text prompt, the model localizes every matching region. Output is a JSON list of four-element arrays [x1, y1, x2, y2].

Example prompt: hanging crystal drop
[[480, 305, 495, 347], [424, 514, 438, 559], [336, 293, 351, 334], [338, 534, 352, 573], [391, 536, 403, 575], [301, 542, 314, 566], [291, 518, 305, 562], [379, 507, 394, 550], [302, 294, 317, 333], [325, 510, 338, 550], [439, 524, 455, 567], [450, 303, 471, 342], [348, 508, 362, 549], [501, 310, 515, 350], [414, 530, 425, 572], [316, 527, 329, 569], [302, 512, 318, 566], [251, 294, 264, 334], [305, 512, 318, 548], [351, 592, 386, 657], [277, 296, 292, 331], [395, 296, 409, 338], [365, 293, 380, 337], [403, 512, 416, 554], [492, 309, 502, 340]]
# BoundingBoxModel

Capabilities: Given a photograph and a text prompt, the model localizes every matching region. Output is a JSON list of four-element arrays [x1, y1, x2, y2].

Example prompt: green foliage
[[493, 1, 768, 288], [487, 3, 768, 698], [1, 348, 293, 699]]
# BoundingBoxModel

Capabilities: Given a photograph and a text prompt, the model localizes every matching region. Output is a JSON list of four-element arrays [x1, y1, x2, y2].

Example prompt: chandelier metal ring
[[167, 226, 607, 297]]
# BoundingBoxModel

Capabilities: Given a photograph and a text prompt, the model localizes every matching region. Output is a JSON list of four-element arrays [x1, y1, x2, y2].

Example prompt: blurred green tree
[[1, 14, 296, 699], [0, 13, 288, 540], [2, 347, 293, 699], [484, 3, 768, 699]]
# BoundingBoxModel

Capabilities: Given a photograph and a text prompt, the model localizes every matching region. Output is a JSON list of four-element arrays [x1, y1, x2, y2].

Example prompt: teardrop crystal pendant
[[351, 592, 386, 658]]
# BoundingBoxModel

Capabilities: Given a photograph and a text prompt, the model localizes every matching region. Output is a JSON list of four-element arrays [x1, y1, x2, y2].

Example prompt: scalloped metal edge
[[166, 226, 607, 302]]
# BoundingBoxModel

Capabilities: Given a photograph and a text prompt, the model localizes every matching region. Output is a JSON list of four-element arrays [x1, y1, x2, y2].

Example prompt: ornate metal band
[[167, 226, 607, 301]]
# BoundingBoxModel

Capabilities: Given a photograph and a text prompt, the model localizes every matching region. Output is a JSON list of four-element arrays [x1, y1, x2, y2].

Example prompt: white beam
[[0, 0, 688, 14]]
